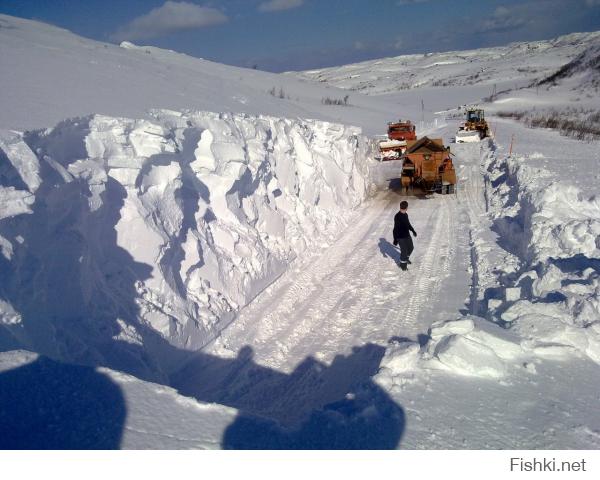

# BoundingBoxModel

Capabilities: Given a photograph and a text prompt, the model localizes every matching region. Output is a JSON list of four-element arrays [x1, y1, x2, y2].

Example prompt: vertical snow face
[[481, 140, 600, 365], [485, 151, 600, 265], [0, 111, 371, 379]]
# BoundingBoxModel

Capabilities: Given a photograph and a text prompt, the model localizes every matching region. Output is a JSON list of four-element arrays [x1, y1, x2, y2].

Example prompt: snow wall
[[483, 141, 600, 364], [0, 110, 372, 381]]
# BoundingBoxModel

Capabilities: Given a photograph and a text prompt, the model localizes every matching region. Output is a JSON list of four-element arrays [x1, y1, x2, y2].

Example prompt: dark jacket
[[393, 211, 416, 240]]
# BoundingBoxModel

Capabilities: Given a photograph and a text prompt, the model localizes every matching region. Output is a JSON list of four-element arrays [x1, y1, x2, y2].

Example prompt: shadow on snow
[[172, 343, 405, 449], [0, 356, 125, 449]]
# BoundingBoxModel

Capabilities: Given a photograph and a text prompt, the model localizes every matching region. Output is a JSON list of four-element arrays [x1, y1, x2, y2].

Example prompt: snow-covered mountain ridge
[[293, 31, 600, 95], [539, 41, 600, 91]]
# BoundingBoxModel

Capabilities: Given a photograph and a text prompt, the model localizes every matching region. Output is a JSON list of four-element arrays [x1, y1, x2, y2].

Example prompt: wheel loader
[[458, 107, 489, 139]]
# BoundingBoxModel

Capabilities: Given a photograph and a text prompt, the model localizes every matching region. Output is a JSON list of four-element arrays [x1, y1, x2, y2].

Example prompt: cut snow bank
[[485, 152, 600, 264], [0, 110, 372, 380], [482, 138, 600, 365]]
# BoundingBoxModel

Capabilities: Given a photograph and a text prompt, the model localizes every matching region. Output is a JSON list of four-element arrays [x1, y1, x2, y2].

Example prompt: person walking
[[393, 200, 417, 271]]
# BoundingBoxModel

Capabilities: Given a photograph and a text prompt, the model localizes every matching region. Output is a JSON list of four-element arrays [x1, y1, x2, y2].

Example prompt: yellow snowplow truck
[[460, 108, 490, 139]]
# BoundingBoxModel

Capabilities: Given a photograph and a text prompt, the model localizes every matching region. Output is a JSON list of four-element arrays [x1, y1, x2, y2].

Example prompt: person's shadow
[[0, 355, 126, 449], [378, 237, 402, 267], [222, 380, 404, 449]]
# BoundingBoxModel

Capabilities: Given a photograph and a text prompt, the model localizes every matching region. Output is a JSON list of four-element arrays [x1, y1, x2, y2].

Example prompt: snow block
[[429, 318, 474, 338], [422, 316, 524, 379], [374, 342, 421, 390], [380, 342, 421, 373], [0, 130, 41, 192], [433, 334, 507, 379], [487, 298, 503, 312], [504, 287, 521, 302]]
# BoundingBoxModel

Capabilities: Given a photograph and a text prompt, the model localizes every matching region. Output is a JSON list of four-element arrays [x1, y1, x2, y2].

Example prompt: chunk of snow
[[0, 131, 41, 192], [422, 317, 524, 378], [429, 318, 475, 338], [504, 287, 521, 302], [0, 187, 34, 220], [433, 334, 507, 379]]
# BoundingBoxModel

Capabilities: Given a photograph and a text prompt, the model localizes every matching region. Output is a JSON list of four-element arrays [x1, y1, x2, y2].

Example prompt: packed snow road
[[212, 188, 457, 370]]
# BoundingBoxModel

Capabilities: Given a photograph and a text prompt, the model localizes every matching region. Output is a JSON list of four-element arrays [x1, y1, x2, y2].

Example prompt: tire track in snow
[[328, 203, 438, 346], [214, 191, 396, 365], [257, 192, 401, 368], [390, 195, 454, 334], [454, 141, 506, 316], [281, 194, 415, 363], [215, 189, 458, 371]]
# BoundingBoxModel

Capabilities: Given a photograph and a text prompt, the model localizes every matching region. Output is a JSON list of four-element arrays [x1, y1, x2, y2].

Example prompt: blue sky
[[2, 0, 600, 71]]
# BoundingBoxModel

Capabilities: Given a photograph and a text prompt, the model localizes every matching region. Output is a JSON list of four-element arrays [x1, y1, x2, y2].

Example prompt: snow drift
[[0, 110, 372, 380]]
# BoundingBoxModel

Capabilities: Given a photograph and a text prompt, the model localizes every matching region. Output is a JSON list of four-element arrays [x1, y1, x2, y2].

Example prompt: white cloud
[[258, 0, 304, 12], [111, 1, 228, 42]]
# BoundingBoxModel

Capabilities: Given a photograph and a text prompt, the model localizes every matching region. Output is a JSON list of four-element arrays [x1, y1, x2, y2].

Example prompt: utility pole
[[421, 99, 425, 124]]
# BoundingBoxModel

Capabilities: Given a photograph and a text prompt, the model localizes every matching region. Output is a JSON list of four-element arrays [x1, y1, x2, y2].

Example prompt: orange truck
[[379, 120, 417, 160], [400, 137, 457, 194], [387, 120, 417, 142]]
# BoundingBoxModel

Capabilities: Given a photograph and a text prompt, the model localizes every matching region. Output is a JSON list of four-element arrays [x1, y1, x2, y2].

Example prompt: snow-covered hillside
[[539, 40, 600, 92], [0, 14, 398, 135], [294, 31, 600, 95]]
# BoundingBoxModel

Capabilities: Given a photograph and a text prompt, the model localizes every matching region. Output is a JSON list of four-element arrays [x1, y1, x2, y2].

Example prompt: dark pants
[[397, 236, 414, 264]]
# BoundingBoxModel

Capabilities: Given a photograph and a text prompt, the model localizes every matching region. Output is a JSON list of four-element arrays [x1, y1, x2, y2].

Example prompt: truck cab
[[387, 121, 417, 141]]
